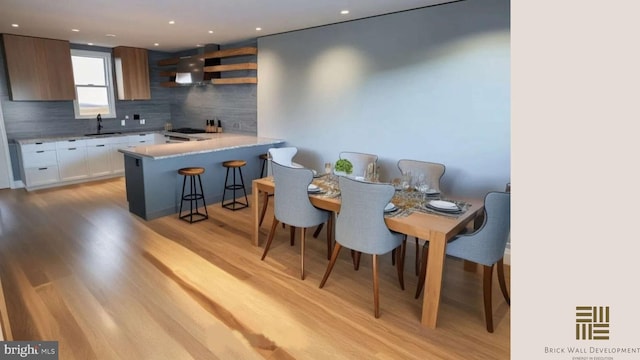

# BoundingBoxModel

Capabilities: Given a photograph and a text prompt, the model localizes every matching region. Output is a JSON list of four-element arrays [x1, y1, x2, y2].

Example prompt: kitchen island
[[119, 133, 284, 220]]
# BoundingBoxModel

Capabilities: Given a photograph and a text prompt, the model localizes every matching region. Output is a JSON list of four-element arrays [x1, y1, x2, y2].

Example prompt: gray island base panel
[[120, 134, 284, 220]]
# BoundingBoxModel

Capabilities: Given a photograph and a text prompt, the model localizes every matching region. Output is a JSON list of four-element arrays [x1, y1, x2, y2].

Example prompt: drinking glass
[[401, 171, 412, 191], [324, 162, 332, 175]]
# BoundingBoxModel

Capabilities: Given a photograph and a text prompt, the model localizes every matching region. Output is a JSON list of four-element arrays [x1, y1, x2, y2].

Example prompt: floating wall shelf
[[157, 46, 257, 86]]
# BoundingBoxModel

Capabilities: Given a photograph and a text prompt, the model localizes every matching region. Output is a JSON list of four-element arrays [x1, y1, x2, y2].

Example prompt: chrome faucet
[[97, 114, 103, 134]]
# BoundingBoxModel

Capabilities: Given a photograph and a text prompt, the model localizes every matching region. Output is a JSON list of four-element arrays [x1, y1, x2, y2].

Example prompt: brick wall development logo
[[576, 306, 610, 340]]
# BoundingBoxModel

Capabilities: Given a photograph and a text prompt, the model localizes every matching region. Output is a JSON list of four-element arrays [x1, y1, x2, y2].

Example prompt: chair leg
[[414, 237, 420, 276], [353, 251, 361, 270], [373, 254, 380, 318], [313, 223, 324, 238], [237, 166, 249, 207], [497, 258, 510, 305], [319, 243, 343, 288], [391, 248, 396, 266], [483, 264, 495, 333], [259, 191, 269, 226], [261, 218, 280, 260], [178, 175, 187, 218], [415, 243, 429, 299], [300, 227, 306, 280], [196, 174, 208, 219], [290, 226, 296, 246], [396, 243, 405, 291]]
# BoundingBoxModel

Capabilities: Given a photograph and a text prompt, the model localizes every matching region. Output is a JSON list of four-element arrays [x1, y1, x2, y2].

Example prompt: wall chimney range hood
[[175, 54, 205, 85]]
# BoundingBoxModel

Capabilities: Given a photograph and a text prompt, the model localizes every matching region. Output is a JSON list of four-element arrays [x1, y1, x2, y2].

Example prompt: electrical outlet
[[141, 119, 146, 125], [121, 119, 125, 126]]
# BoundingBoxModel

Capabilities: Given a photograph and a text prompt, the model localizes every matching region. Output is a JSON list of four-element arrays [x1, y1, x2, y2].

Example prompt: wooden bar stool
[[178, 167, 209, 223], [222, 160, 249, 210]]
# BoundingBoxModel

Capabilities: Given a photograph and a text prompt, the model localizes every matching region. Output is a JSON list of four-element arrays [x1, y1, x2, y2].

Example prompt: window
[[71, 49, 117, 119]]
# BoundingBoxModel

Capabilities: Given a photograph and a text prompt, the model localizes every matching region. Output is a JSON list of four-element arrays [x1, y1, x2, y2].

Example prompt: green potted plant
[[334, 159, 353, 176]]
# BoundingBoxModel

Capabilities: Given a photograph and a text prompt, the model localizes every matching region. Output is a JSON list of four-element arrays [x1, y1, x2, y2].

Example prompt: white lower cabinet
[[56, 139, 89, 181], [18, 141, 60, 187], [24, 166, 60, 186], [110, 140, 130, 174], [128, 133, 154, 145], [18, 132, 161, 190], [86, 138, 114, 177]]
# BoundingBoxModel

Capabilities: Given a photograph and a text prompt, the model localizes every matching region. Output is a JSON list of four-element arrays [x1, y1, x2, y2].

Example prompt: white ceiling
[[0, 0, 454, 53]]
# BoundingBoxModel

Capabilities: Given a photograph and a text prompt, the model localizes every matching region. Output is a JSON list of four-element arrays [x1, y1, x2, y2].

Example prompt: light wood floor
[[0, 178, 510, 359]]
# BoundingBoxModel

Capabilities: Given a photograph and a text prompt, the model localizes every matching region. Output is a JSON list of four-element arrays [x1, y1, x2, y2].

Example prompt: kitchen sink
[[84, 132, 122, 137]]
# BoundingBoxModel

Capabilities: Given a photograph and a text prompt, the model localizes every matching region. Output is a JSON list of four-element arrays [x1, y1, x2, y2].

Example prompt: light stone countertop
[[118, 133, 284, 160], [14, 130, 162, 145]]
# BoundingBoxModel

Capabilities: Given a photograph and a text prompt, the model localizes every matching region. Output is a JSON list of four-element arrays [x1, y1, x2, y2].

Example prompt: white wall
[[258, 0, 510, 198]]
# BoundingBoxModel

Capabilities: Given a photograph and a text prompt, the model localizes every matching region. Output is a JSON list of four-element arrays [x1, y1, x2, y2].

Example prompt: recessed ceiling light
[[105, 34, 116, 37], [11, 24, 19, 28], [88, 43, 94, 46], [341, 10, 350, 15], [256, 27, 262, 31], [208, 30, 214, 34], [169, 20, 175, 25], [71, 29, 80, 32], [196, 44, 203, 47], [154, 43, 159, 46]]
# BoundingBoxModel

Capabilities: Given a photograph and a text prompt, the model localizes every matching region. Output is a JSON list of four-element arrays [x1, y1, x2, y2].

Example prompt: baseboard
[[0, 276, 13, 341], [11, 180, 24, 189]]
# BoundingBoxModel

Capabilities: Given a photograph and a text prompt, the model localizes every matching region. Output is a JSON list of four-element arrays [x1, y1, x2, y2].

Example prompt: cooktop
[[172, 128, 206, 134]]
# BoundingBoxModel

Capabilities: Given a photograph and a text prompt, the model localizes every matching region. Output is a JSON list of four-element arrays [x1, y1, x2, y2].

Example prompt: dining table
[[251, 175, 484, 329]]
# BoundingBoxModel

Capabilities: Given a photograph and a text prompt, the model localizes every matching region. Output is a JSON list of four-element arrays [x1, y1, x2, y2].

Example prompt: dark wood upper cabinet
[[2, 34, 76, 101], [113, 46, 151, 100]]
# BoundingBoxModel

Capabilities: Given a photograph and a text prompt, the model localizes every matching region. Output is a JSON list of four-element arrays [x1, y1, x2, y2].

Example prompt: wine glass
[[401, 171, 412, 191]]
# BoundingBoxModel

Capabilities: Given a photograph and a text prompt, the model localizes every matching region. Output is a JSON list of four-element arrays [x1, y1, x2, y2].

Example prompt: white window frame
[[71, 49, 117, 119]]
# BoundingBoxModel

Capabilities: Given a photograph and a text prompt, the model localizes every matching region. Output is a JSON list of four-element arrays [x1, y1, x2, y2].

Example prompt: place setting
[[307, 183, 326, 195], [419, 199, 470, 218]]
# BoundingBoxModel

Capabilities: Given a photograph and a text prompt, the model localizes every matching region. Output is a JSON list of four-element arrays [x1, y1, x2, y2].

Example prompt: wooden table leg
[[421, 231, 447, 328], [252, 180, 260, 246]]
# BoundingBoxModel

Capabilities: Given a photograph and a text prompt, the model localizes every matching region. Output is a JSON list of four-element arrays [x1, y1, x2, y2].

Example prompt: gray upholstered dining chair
[[312, 151, 379, 240], [259, 147, 302, 227], [415, 191, 511, 333], [268, 147, 299, 168], [261, 161, 333, 280], [319, 176, 405, 318], [396, 159, 446, 275], [397, 159, 445, 193], [339, 151, 378, 178]]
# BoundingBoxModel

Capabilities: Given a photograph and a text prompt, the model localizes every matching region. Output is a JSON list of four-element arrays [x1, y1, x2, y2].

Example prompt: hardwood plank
[[36, 282, 97, 360], [0, 179, 510, 359], [0, 274, 12, 340]]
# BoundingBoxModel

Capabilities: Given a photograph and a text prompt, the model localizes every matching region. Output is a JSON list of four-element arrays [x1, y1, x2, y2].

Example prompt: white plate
[[428, 200, 458, 210], [384, 202, 397, 212], [425, 189, 440, 195], [308, 184, 320, 192]]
